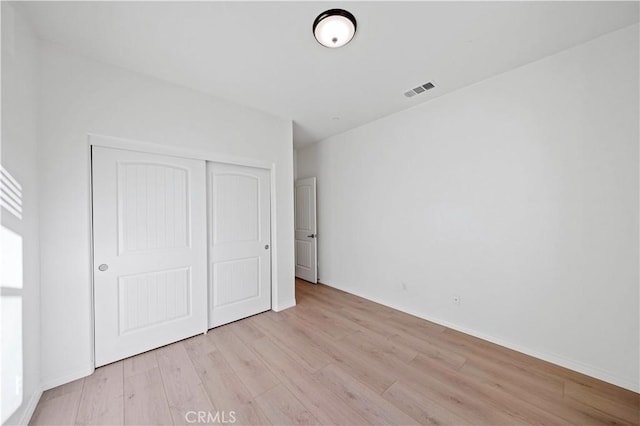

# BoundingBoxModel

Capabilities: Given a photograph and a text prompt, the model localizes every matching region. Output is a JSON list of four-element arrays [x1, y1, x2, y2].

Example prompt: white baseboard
[[6, 365, 94, 425], [320, 281, 640, 393], [273, 299, 296, 312], [12, 389, 43, 426], [40, 364, 94, 392]]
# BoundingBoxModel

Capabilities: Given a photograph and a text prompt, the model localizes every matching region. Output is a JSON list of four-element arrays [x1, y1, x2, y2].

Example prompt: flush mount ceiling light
[[313, 9, 357, 48]]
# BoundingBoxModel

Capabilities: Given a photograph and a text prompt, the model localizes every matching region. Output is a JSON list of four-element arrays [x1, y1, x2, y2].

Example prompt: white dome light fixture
[[313, 9, 357, 48]]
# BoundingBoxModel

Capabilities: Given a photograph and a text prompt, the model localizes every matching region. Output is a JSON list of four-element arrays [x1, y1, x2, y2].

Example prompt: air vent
[[404, 81, 436, 98]]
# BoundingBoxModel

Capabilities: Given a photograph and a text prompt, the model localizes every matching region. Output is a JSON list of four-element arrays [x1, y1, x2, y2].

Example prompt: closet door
[[92, 146, 207, 367], [208, 163, 271, 328]]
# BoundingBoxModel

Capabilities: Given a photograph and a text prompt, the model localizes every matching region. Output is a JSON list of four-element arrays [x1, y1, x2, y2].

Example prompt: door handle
[[98, 264, 109, 272], [307, 234, 316, 238]]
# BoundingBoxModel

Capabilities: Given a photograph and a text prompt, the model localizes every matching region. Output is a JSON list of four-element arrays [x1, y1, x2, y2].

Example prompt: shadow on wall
[[1, 165, 24, 423]]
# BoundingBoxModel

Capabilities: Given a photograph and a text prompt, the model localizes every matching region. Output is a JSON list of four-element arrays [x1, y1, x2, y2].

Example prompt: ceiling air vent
[[404, 81, 435, 98]]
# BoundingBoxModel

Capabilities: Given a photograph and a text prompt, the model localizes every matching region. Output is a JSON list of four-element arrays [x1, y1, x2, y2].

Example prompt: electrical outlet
[[16, 376, 22, 395], [453, 295, 461, 305], [401, 282, 408, 291]]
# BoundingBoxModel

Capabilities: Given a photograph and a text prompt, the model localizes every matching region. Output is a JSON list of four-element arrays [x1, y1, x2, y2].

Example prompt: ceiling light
[[313, 9, 357, 48]]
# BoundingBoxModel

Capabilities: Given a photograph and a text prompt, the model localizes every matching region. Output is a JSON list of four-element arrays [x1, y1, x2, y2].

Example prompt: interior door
[[294, 177, 317, 283], [92, 146, 207, 367], [208, 162, 271, 328]]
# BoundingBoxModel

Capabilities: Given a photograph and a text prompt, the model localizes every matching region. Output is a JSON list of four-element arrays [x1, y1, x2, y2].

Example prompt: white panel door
[[295, 177, 317, 283], [208, 163, 271, 328], [92, 146, 207, 367]]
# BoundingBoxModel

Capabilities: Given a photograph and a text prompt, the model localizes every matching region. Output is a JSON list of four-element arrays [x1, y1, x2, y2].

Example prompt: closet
[[91, 146, 271, 366]]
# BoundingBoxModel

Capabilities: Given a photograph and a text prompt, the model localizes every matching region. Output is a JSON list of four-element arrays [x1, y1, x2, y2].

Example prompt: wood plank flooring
[[31, 279, 639, 425]]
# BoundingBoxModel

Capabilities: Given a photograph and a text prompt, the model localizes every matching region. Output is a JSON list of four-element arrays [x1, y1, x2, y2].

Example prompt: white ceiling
[[17, 1, 639, 147]]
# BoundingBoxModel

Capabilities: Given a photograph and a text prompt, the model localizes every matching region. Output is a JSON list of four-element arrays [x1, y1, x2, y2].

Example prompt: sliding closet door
[[208, 162, 271, 328], [92, 146, 207, 367]]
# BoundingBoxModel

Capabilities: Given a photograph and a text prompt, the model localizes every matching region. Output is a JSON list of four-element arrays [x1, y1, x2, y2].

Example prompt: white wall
[[296, 24, 639, 391], [1, 3, 41, 424], [38, 42, 295, 389]]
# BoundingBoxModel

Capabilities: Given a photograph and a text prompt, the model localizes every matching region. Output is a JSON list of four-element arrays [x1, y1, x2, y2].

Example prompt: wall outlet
[[16, 376, 22, 395], [401, 282, 408, 291], [453, 295, 461, 305]]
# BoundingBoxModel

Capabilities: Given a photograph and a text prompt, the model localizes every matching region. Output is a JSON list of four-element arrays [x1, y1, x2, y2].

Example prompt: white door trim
[[89, 133, 273, 170], [87, 133, 279, 366]]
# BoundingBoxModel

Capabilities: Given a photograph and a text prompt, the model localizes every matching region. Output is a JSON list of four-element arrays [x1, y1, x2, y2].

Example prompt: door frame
[[87, 133, 278, 366]]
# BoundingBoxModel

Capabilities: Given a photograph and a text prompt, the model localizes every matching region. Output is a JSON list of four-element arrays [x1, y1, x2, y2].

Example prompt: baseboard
[[319, 280, 640, 393], [40, 364, 94, 392], [12, 388, 43, 425], [273, 299, 296, 312]]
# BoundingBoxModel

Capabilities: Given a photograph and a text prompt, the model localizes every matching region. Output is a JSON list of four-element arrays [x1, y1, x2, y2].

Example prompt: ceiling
[[17, 1, 640, 147]]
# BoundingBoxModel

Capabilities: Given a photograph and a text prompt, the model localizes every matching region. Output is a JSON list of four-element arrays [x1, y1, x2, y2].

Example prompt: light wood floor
[[31, 279, 639, 426]]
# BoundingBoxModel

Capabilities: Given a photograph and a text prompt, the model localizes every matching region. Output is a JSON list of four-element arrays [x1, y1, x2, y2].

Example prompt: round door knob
[[265, 245, 269, 250], [98, 264, 109, 272]]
